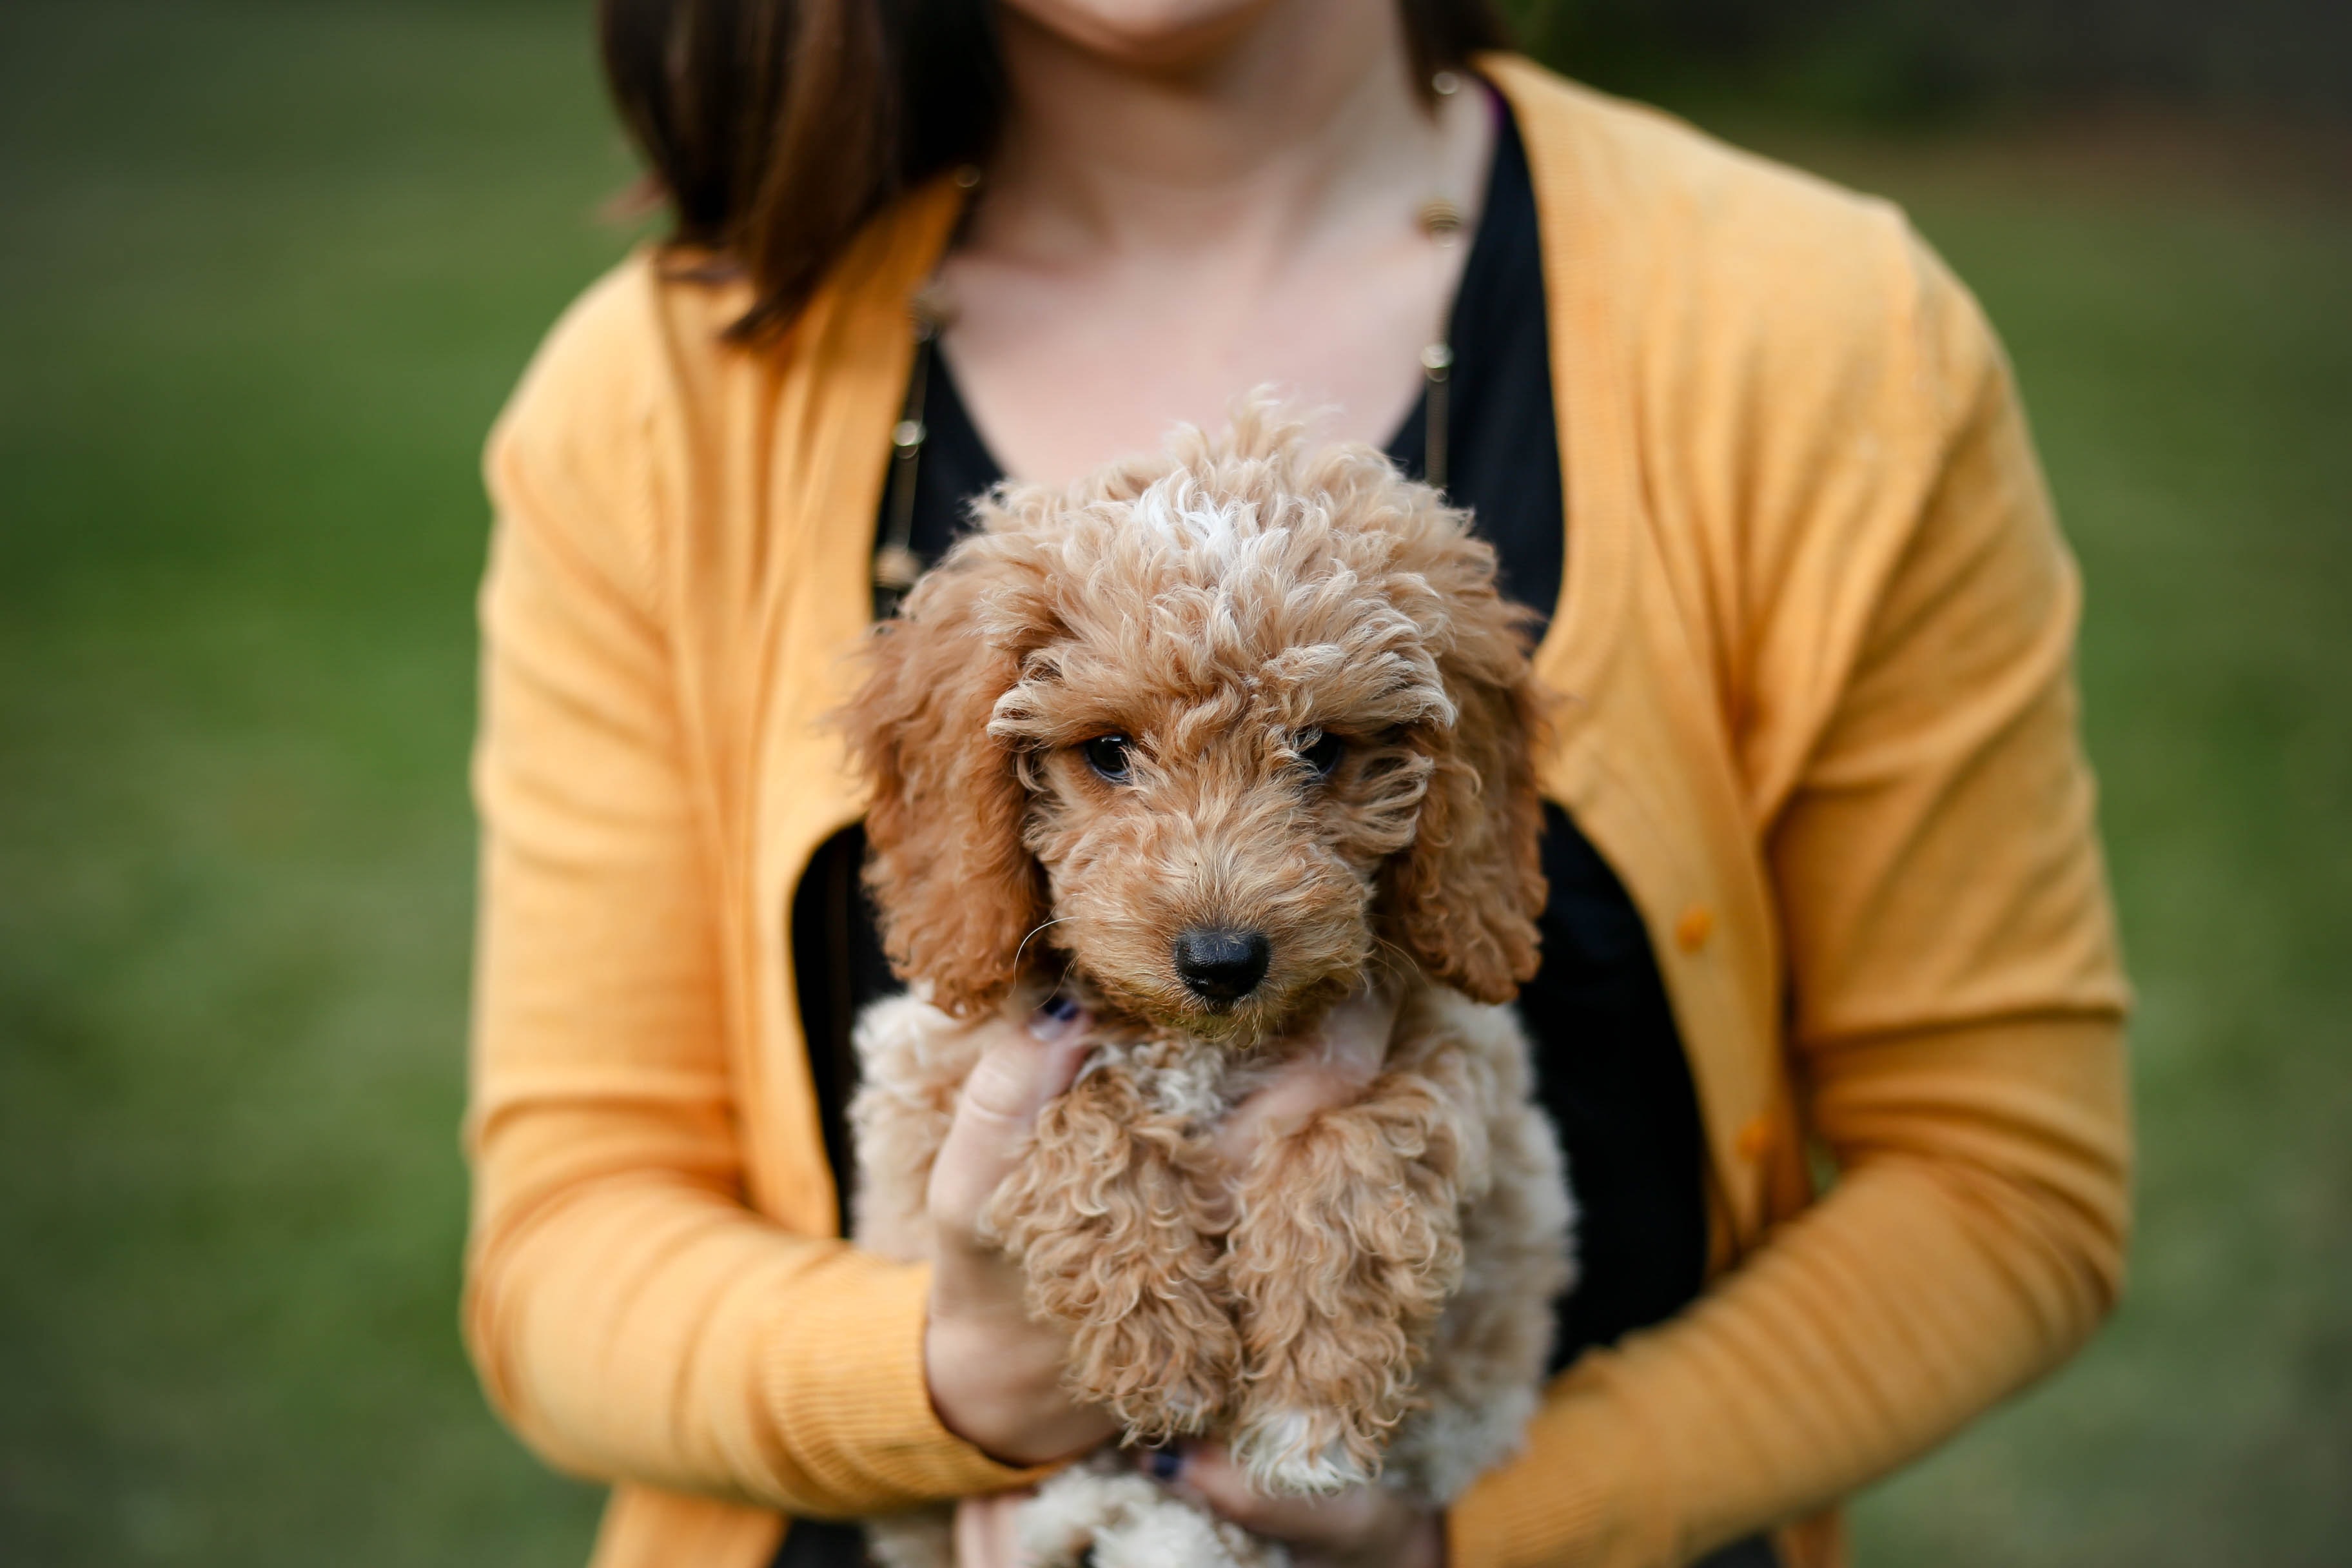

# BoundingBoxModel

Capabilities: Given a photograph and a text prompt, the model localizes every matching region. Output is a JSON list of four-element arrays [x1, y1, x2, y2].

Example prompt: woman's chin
[[997, 0, 1288, 75]]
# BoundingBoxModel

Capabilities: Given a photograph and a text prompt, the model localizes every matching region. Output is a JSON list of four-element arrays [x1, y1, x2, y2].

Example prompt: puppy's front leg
[[983, 1068, 1239, 1444], [1225, 1060, 1479, 1495]]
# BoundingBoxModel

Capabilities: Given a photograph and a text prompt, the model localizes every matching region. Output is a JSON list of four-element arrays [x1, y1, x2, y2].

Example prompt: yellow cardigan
[[464, 56, 2131, 1568]]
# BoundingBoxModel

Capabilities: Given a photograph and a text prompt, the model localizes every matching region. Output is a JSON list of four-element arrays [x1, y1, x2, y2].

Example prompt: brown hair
[[598, 0, 1513, 340]]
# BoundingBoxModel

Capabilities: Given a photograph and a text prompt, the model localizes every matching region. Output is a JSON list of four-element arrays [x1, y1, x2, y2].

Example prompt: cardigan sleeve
[[461, 264, 1039, 1516], [1448, 228, 2132, 1567]]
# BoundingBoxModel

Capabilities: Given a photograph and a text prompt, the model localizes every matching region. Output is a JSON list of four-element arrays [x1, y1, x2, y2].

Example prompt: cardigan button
[[1736, 1115, 1772, 1162], [1674, 903, 1715, 952]]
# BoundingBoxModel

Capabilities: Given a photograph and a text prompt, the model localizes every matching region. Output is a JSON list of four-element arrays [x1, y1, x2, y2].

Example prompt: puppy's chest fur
[[1095, 1027, 1290, 1128]]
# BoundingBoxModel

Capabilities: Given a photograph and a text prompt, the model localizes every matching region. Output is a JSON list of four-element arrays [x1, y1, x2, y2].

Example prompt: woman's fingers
[[922, 988, 1402, 1470], [922, 997, 1120, 1466], [1309, 986, 1401, 1081], [934, 983, 1389, 1200], [928, 999, 1092, 1239], [1150, 1444, 1439, 1566], [952, 1489, 1034, 1568], [1162, 1444, 1379, 1540], [1210, 1062, 1358, 1168], [1211, 985, 1398, 1167]]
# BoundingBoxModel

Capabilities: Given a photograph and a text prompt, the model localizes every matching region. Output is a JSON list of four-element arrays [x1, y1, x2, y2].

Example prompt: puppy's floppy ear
[[1385, 550, 1549, 1006], [840, 542, 1053, 1017]]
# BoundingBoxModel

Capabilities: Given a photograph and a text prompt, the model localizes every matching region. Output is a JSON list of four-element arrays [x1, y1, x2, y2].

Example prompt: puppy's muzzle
[[1175, 926, 1271, 1006]]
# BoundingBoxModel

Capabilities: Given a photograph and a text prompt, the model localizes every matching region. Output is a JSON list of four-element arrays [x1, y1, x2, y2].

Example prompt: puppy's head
[[844, 406, 1545, 1041]]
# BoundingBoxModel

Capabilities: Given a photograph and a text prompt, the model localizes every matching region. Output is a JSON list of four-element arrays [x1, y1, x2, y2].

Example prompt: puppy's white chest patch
[[1088, 1032, 1271, 1128]]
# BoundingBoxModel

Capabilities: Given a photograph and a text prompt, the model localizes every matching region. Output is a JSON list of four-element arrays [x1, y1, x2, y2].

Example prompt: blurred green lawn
[[1, 3, 2346, 1564]]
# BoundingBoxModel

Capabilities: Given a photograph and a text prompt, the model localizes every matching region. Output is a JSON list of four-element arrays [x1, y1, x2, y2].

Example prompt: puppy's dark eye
[[1298, 729, 1345, 778], [1081, 734, 1134, 783]]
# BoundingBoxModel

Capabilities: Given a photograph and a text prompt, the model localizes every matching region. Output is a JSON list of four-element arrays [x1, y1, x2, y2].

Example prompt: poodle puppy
[[839, 405, 1575, 1568]]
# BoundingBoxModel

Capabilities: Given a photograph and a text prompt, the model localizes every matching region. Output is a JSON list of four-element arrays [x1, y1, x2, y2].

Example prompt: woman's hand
[[923, 998, 1120, 1465], [1212, 985, 1396, 1165], [1157, 1443, 1446, 1568], [950, 1487, 1034, 1568], [925, 983, 1398, 1467]]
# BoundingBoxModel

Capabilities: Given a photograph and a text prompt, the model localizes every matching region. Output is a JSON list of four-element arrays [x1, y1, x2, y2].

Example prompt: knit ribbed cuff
[[1444, 1364, 1663, 1568], [763, 1254, 1048, 1509], [1449, 1460, 1610, 1568]]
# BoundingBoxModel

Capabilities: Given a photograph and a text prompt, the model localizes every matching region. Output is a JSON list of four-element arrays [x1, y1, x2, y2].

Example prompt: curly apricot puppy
[[843, 404, 1574, 1568]]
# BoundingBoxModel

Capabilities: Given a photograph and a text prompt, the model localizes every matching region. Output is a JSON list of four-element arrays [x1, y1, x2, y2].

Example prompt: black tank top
[[781, 96, 1747, 1568]]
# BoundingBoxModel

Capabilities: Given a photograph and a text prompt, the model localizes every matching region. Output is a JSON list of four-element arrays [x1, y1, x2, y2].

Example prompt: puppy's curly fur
[[841, 404, 1575, 1568]]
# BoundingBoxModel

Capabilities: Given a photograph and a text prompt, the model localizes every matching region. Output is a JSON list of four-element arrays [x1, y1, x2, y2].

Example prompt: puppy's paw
[[988, 1070, 1240, 1444], [1229, 1407, 1379, 1498]]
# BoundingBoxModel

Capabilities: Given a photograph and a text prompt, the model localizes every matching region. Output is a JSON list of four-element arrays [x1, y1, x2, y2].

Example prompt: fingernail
[[1144, 1447, 1183, 1484], [1030, 994, 1084, 1041]]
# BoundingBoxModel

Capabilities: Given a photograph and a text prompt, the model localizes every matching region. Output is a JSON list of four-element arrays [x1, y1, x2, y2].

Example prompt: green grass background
[[1, 2, 2346, 1563]]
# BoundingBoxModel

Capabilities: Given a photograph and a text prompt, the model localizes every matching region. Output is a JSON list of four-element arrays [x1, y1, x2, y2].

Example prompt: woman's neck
[[984, 0, 1448, 262], [936, 0, 1490, 484]]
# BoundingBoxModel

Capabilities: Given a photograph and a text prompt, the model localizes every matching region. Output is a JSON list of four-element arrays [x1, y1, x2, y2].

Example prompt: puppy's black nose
[[1175, 927, 1271, 1004]]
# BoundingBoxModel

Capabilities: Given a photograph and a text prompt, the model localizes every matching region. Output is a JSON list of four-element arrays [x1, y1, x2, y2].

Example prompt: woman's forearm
[[465, 1129, 1036, 1512], [1447, 1012, 2128, 1568]]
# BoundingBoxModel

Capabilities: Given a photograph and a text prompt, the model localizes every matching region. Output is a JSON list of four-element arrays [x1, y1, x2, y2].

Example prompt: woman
[[461, 1, 2133, 1565]]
